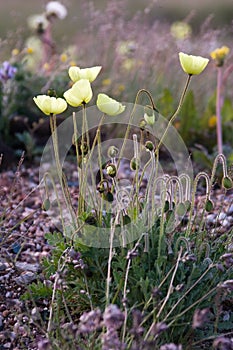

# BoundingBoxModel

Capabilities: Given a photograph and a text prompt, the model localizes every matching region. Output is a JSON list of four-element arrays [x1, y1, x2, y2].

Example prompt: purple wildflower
[[78, 308, 102, 334], [102, 329, 126, 350], [0, 61, 17, 83], [103, 304, 125, 330]]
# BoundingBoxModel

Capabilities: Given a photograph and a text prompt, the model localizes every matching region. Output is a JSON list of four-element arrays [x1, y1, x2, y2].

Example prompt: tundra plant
[[30, 52, 233, 349]]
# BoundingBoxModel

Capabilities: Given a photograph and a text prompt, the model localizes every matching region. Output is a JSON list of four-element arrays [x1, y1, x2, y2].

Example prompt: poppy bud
[[222, 176, 232, 190], [107, 146, 119, 158], [106, 163, 117, 178]]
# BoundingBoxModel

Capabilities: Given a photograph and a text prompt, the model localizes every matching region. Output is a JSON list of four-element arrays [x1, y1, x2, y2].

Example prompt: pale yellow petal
[[179, 52, 209, 75], [97, 93, 125, 116]]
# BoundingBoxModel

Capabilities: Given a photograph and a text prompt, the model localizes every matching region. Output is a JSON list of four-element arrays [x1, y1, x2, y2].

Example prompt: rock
[[0, 263, 7, 271], [0, 314, 3, 331], [15, 262, 40, 273], [15, 271, 37, 286], [222, 219, 230, 228], [227, 203, 233, 215], [206, 214, 216, 224], [218, 212, 227, 222]]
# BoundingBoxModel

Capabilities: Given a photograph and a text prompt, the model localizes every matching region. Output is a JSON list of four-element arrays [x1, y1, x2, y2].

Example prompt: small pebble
[[218, 212, 227, 221], [227, 203, 233, 215]]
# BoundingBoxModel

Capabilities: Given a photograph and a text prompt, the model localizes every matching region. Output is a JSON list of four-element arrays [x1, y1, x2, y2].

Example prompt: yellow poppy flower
[[97, 93, 125, 116], [171, 21, 192, 40], [33, 95, 67, 115], [179, 52, 209, 75], [68, 66, 102, 83], [210, 46, 230, 66], [208, 115, 217, 128], [64, 79, 93, 107]]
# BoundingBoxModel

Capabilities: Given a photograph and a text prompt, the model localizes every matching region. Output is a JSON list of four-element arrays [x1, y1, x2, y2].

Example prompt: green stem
[[117, 89, 158, 170], [216, 67, 223, 154], [156, 74, 192, 155], [138, 75, 191, 194], [49, 114, 76, 230], [144, 248, 183, 340]]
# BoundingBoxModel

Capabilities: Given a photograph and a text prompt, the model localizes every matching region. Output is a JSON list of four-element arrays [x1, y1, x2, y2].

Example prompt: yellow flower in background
[[12, 48, 19, 56], [60, 53, 68, 63], [33, 95, 67, 115], [210, 46, 230, 67], [208, 115, 217, 128], [97, 93, 125, 116], [171, 21, 192, 40], [64, 79, 93, 107], [43, 63, 50, 71], [117, 84, 125, 92], [102, 78, 112, 86], [69, 61, 77, 67], [24, 36, 43, 70], [122, 58, 136, 71], [68, 66, 102, 83], [26, 47, 34, 54], [179, 52, 209, 75]]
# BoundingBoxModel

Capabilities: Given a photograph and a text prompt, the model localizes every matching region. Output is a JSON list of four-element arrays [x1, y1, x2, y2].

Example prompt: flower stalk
[[216, 67, 223, 154]]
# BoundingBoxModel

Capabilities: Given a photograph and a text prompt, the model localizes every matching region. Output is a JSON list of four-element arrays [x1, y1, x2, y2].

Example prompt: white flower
[[27, 14, 49, 32], [46, 1, 67, 20]]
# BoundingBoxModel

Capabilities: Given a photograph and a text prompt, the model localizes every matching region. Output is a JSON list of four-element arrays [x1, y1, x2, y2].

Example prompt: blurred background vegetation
[[1, 0, 233, 42], [0, 0, 233, 168]]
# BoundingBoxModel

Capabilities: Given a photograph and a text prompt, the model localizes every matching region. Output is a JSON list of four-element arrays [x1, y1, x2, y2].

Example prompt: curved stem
[[117, 89, 158, 169], [210, 153, 228, 186], [138, 75, 192, 190], [185, 172, 211, 237]]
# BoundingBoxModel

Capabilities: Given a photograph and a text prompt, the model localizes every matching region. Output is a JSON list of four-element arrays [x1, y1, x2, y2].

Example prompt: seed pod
[[106, 163, 117, 178], [222, 176, 233, 190]]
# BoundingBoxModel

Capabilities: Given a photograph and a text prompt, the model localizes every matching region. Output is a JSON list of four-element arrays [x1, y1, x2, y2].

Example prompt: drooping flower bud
[[97, 93, 125, 116], [107, 146, 119, 158], [222, 176, 232, 189], [145, 140, 155, 152]]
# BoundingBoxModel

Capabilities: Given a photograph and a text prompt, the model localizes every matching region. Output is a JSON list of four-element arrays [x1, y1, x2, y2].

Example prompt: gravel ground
[[0, 163, 233, 349]]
